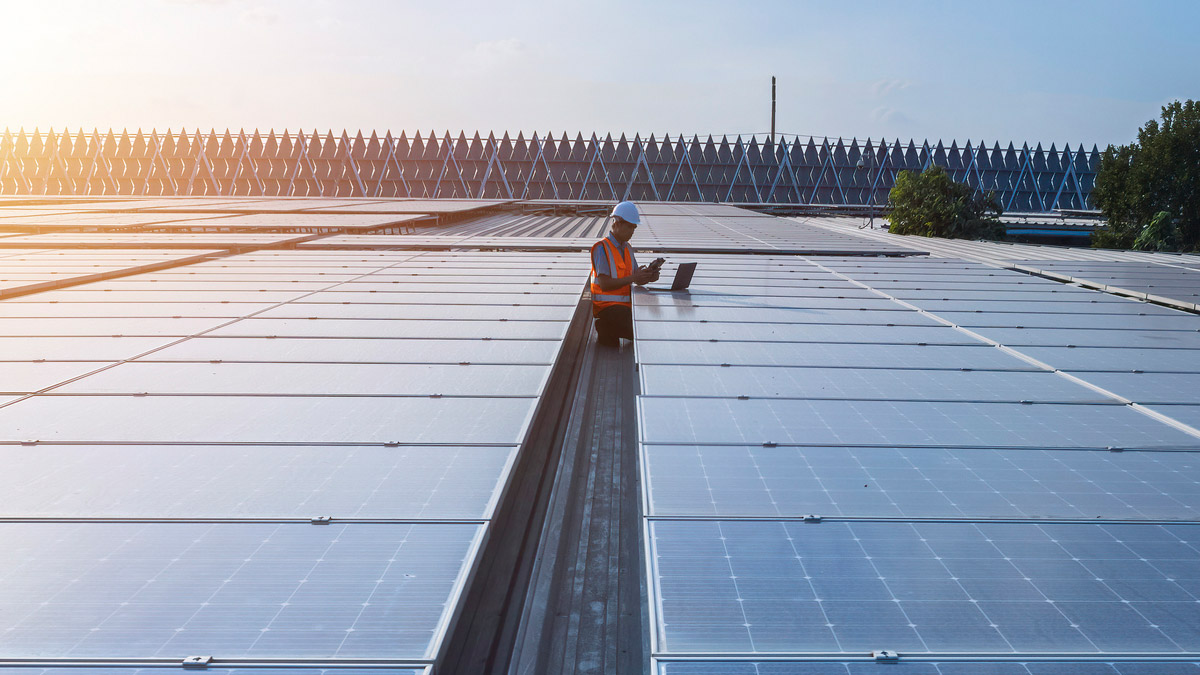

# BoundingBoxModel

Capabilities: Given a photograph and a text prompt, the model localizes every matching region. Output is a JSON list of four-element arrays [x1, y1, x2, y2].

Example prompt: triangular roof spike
[[71, 128, 88, 157]]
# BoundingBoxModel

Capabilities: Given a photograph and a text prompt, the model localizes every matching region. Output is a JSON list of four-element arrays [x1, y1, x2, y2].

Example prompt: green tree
[[1093, 99, 1199, 252], [887, 165, 1003, 239]]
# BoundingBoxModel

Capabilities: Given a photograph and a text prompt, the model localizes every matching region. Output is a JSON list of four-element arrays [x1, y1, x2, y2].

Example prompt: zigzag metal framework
[[0, 128, 1100, 211]]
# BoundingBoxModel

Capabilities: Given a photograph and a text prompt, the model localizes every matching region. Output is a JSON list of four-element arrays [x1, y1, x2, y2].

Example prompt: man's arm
[[595, 266, 658, 290]]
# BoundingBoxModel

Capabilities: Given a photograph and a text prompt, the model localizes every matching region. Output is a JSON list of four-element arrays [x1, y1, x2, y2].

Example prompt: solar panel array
[[2, 198, 1198, 672], [0, 248, 223, 296], [0, 248, 589, 670], [301, 203, 921, 255], [1009, 261, 1200, 312], [797, 217, 1200, 313], [634, 256, 1200, 672]]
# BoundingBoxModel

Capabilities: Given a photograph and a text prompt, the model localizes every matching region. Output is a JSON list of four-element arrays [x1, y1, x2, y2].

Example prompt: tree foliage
[[886, 165, 1003, 239], [1092, 99, 1199, 252]]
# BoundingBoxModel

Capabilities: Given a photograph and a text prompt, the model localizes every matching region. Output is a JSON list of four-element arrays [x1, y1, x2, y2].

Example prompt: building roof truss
[[377, 131, 413, 198], [185, 130, 224, 196], [285, 130, 323, 197], [337, 129, 368, 197], [624, 134, 660, 201], [665, 135, 703, 201], [0, 129, 1103, 211]]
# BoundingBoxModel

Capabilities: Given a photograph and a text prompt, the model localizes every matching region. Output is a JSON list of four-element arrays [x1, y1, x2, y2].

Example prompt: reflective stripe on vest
[[590, 238, 633, 316]]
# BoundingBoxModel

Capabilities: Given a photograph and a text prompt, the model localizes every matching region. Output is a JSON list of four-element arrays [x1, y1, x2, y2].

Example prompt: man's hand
[[631, 266, 659, 285]]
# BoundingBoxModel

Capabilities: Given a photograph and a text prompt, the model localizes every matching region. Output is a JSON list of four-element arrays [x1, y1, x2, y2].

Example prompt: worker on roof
[[590, 201, 660, 347]]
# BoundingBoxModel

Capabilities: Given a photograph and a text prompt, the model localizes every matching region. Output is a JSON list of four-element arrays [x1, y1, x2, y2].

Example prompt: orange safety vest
[[590, 237, 633, 317]]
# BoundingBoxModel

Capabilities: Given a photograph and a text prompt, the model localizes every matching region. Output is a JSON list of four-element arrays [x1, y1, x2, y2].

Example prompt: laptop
[[644, 262, 696, 291]]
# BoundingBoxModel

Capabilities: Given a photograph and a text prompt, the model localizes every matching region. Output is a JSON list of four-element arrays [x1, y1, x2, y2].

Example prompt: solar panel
[[634, 342, 1039, 370], [634, 323, 978, 344], [0, 245, 593, 667], [639, 398, 1193, 449], [0, 394, 538, 445], [297, 291, 580, 306], [656, 661, 1200, 674], [133, 336, 564, 364], [0, 302, 275, 318], [1146, 405, 1200, 430], [256, 304, 574, 321], [0, 317, 231, 336], [51, 362, 551, 396], [0, 361, 114, 393], [650, 520, 1200, 654], [970, 328, 1200, 350], [0, 336, 176, 360], [935, 311, 1198, 332], [635, 306, 938, 326], [0, 445, 516, 519], [1016, 347, 1200, 373], [0, 522, 479, 658], [639, 367, 1103, 403], [206, 318, 570, 339], [8, 670, 429, 675], [635, 253, 1200, 670], [906, 299, 1182, 314], [1066, 372, 1200, 404], [644, 445, 1200, 519]]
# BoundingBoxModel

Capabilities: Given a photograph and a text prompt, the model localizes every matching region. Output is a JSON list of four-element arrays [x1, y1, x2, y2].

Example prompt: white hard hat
[[611, 201, 641, 226]]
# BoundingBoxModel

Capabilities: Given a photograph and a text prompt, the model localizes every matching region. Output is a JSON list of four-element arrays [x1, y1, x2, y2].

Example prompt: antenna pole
[[770, 76, 777, 143]]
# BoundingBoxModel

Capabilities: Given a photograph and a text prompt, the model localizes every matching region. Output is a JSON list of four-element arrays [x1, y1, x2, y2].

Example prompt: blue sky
[[3, 0, 1197, 147]]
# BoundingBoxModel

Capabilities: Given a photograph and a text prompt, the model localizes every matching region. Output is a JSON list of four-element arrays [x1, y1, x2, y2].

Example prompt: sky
[[2, 0, 1198, 148]]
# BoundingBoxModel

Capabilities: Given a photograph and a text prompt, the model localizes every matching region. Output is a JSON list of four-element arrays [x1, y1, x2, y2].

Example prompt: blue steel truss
[[0, 128, 1100, 211]]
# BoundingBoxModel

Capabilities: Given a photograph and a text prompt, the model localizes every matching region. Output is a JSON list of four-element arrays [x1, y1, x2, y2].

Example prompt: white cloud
[[871, 79, 913, 98], [872, 106, 917, 127]]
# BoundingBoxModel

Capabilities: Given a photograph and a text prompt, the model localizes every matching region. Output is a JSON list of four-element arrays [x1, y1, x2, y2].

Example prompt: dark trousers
[[594, 305, 633, 341]]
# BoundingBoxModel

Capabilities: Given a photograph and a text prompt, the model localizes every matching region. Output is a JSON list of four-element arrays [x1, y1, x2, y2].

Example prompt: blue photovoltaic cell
[[256, 304, 571, 321], [891, 289, 1106, 301], [8, 662, 427, 667], [1016, 346, 1200, 373], [207, 318, 569, 340], [134, 336, 563, 365], [634, 293, 901, 310], [0, 361, 113, 393], [932, 312, 1198, 332], [0, 317, 230, 337], [1147, 405, 1200, 430], [634, 342, 1038, 370], [638, 398, 1197, 449], [657, 662, 1200, 674], [687, 284, 871, 297], [639, 367, 1102, 403], [0, 302, 275, 318], [972, 328, 1200, 350], [644, 445, 1200, 520], [634, 306, 938, 326], [0, 395, 537, 444], [634, 323, 979, 345], [0, 522, 479, 658], [0, 336, 177, 360], [650, 520, 1200, 654], [1066, 372, 1200, 405], [52, 362, 550, 396], [904, 299, 1179, 314], [298, 290, 579, 305], [0, 445, 516, 519]]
